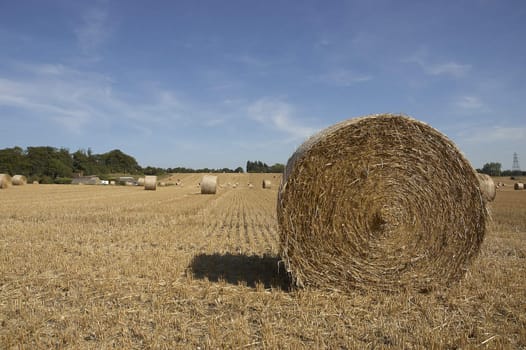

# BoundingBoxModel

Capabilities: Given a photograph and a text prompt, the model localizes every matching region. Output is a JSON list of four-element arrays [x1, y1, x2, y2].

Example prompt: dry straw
[[0, 174, 11, 189], [515, 183, 524, 190], [200, 175, 218, 194], [477, 174, 496, 202], [262, 180, 272, 189], [277, 114, 488, 292], [138, 177, 145, 186], [12, 175, 27, 186], [144, 176, 157, 191]]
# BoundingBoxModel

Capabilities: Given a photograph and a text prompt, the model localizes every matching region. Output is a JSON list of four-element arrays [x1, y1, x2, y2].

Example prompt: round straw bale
[[144, 175, 157, 190], [138, 177, 145, 186], [277, 114, 488, 292], [476, 174, 496, 202], [515, 182, 524, 190], [12, 175, 27, 186], [200, 175, 218, 194], [33, 180, 39, 185], [262, 180, 272, 189], [0, 174, 12, 189]]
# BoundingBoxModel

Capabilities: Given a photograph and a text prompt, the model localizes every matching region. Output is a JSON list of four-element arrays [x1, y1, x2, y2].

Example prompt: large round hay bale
[[514, 182, 524, 190], [477, 174, 496, 202], [138, 177, 145, 186], [200, 175, 218, 194], [12, 175, 27, 186], [144, 176, 157, 190], [0, 174, 12, 189], [262, 180, 272, 189], [277, 114, 488, 292]]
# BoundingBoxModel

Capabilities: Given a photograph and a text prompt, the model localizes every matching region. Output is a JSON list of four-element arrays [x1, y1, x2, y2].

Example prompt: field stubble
[[0, 173, 525, 349]]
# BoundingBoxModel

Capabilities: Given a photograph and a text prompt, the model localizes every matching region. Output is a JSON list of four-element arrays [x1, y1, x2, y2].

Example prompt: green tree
[[0, 147, 30, 175], [72, 149, 92, 175], [481, 162, 501, 176], [269, 163, 285, 173], [102, 149, 141, 174]]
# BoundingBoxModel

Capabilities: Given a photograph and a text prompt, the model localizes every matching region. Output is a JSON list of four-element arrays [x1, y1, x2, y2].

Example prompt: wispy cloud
[[247, 98, 316, 140], [318, 69, 372, 86], [0, 62, 187, 134], [404, 51, 471, 78], [455, 95, 486, 111], [229, 54, 269, 68], [462, 125, 526, 144], [74, 5, 110, 58]]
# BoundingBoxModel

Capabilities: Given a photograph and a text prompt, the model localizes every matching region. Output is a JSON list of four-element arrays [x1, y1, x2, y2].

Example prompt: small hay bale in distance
[[12, 175, 27, 186], [277, 114, 488, 292], [0, 174, 12, 189], [262, 180, 272, 189], [138, 177, 145, 186], [515, 182, 525, 190], [200, 175, 218, 194], [476, 174, 496, 202], [144, 176, 157, 190]]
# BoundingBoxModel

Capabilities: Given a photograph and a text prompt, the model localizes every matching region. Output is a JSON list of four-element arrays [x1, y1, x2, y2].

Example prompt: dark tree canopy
[[246, 160, 284, 173]]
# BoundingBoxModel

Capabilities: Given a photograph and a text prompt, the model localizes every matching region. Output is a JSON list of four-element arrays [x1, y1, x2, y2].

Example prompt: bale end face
[[477, 174, 496, 202], [200, 175, 218, 194], [0, 174, 12, 189], [277, 114, 488, 292], [144, 176, 157, 190], [12, 175, 27, 186]]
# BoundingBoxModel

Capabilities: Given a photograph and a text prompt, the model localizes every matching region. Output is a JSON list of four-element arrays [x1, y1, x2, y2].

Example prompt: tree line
[[477, 162, 525, 177], [0, 146, 284, 183], [246, 160, 285, 173]]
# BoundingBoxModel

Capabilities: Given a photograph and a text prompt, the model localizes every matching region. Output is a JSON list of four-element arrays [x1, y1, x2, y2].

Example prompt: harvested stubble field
[[1, 173, 525, 349]]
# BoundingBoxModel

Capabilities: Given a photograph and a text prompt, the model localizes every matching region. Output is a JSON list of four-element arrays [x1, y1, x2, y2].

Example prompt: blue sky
[[0, 0, 525, 170]]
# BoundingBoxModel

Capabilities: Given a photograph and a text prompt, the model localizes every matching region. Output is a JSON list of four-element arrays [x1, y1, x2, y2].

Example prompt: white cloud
[[0, 62, 188, 134], [247, 98, 316, 140], [75, 6, 110, 56], [228, 54, 269, 68], [455, 95, 486, 111], [426, 62, 471, 77], [404, 51, 471, 78], [318, 69, 372, 86], [463, 125, 526, 144]]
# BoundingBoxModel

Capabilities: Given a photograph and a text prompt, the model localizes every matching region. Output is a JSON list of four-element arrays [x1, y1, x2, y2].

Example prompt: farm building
[[71, 176, 101, 185]]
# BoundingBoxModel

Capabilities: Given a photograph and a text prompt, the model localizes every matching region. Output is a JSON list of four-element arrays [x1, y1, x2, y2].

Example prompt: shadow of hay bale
[[188, 253, 291, 291]]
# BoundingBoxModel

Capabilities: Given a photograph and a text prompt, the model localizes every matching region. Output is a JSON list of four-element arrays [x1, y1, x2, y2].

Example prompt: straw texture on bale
[[262, 180, 272, 189], [515, 183, 524, 190], [477, 174, 496, 202], [200, 175, 218, 194], [277, 114, 488, 292], [138, 177, 145, 186], [12, 175, 27, 186], [0, 174, 11, 189], [144, 176, 157, 191]]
